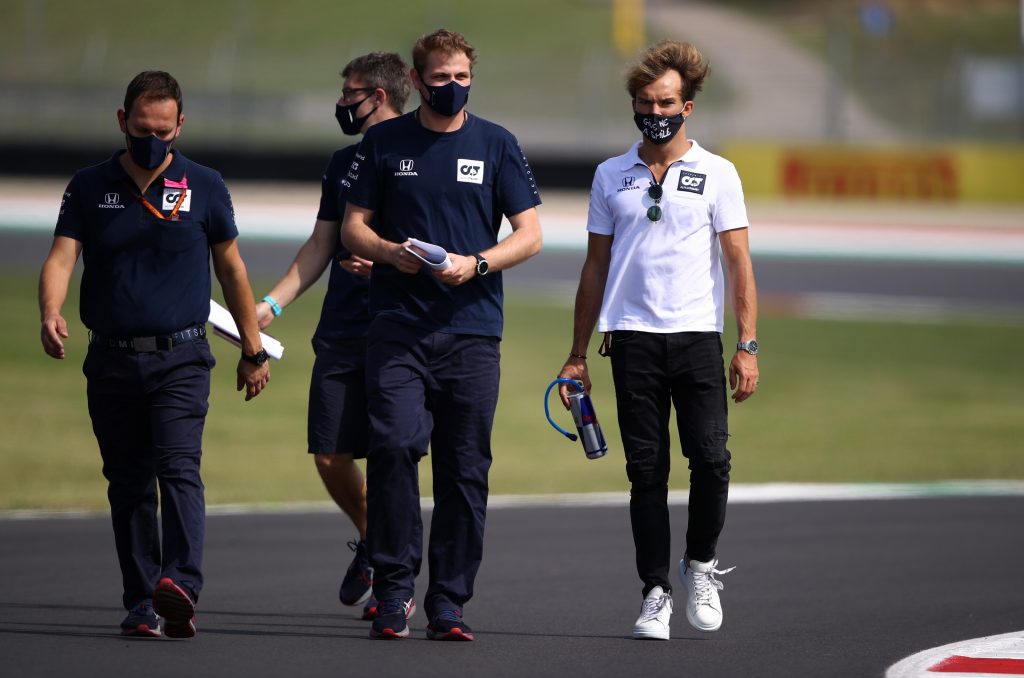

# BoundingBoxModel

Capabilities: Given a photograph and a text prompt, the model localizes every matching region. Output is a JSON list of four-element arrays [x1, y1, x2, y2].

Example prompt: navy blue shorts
[[307, 336, 369, 457]]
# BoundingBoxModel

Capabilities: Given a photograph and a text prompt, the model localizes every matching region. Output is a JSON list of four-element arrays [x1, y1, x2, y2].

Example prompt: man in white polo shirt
[[557, 40, 759, 641]]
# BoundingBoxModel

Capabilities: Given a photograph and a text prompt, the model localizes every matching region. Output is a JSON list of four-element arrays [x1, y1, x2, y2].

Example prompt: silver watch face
[[740, 340, 758, 355], [476, 257, 489, 276]]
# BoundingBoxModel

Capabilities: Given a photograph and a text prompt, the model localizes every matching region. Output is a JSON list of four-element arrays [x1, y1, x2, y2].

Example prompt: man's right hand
[[40, 313, 69, 359], [391, 241, 425, 274], [557, 356, 591, 409]]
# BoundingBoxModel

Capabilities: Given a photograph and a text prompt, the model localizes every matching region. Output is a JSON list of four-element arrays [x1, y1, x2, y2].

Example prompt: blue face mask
[[423, 80, 470, 117], [126, 132, 173, 169], [633, 111, 685, 145]]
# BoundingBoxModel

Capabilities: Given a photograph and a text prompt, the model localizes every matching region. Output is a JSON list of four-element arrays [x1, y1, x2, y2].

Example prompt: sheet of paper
[[404, 237, 452, 270], [208, 299, 284, 360]]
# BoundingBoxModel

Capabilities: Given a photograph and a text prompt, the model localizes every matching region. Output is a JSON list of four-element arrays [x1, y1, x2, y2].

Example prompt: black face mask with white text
[[633, 111, 685, 145]]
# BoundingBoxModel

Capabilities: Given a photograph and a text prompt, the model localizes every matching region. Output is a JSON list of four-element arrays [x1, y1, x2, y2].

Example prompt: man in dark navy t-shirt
[[39, 71, 269, 640], [254, 52, 410, 621], [342, 29, 542, 641]]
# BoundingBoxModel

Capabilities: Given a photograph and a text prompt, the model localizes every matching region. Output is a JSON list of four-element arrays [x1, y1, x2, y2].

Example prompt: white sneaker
[[632, 585, 673, 640], [680, 558, 735, 632]]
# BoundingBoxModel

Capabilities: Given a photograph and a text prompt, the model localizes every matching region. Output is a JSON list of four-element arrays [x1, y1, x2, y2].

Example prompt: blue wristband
[[262, 295, 282, 317]]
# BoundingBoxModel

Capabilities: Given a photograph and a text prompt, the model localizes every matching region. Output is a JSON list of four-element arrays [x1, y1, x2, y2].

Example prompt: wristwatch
[[737, 340, 759, 356], [473, 253, 489, 276], [242, 348, 269, 365]]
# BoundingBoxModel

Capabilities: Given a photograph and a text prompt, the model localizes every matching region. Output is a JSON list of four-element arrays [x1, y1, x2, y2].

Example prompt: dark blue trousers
[[607, 330, 731, 597], [364, 317, 499, 619], [83, 340, 214, 609]]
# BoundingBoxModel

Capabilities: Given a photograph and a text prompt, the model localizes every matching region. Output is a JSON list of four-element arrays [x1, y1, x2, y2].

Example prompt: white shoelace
[[639, 592, 672, 621], [691, 565, 736, 606]]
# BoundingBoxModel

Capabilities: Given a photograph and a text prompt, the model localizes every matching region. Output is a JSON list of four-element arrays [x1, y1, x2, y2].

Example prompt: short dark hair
[[412, 29, 477, 77], [342, 52, 411, 114], [626, 41, 710, 102], [124, 71, 182, 117]]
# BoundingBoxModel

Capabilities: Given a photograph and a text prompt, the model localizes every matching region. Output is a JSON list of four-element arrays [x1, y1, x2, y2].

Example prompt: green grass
[[2, 271, 1022, 511]]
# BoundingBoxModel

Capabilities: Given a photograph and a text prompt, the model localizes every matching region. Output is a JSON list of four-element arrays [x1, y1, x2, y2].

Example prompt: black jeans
[[608, 330, 731, 596]]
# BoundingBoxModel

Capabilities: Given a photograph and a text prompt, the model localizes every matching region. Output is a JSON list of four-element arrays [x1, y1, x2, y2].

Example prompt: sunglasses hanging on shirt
[[646, 181, 664, 222]]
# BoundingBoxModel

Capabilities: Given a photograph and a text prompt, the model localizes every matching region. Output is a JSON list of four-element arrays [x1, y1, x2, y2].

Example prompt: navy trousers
[[364, 317, 500, 619], [607, 330, 731, 597], [83, 340, 214, 609]]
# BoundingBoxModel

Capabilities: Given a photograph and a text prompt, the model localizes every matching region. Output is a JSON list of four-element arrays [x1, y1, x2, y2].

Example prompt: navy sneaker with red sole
[[369, 597, 415, 639], [120, 599, 161, 638], [339, 539, 374, 607], [153, 577, 197, 639], [426, 609, 474, 641]]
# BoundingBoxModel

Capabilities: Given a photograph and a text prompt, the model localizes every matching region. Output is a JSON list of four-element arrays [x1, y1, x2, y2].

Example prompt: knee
[[625, 447, 669, 489], [314, 453, 353, 474]]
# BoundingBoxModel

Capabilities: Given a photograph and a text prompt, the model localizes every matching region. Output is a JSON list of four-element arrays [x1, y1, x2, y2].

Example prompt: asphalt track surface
[[2, 497, 1023, 678]]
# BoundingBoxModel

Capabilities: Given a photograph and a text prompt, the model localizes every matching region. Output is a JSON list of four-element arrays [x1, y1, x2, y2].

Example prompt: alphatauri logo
[[457, 159, 484, 185], [677, 171, 707, 195]]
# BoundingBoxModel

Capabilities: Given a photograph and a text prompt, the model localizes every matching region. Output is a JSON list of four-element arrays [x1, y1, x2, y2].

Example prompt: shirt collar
[[103, 149, 189, 186], [618, 138, 706, 171]]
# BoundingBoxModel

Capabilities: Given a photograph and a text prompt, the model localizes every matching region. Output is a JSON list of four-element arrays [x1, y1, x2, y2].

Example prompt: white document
[[404, 237, 452, 270], [208, 299, 284, 360]]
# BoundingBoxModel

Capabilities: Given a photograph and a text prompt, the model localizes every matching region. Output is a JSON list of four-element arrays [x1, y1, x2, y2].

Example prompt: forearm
[[265, 222, 336, 308], [480, 208, 542, 272], [728, 257, 758, 341], [341, 209, 394, 263], [39, 258, 72, 320], [570, 262, 606, 356]]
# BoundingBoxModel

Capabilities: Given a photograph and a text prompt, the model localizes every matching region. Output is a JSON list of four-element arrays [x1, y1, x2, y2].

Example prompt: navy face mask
[[335, 97, 377, 136], [422, 80, 470, 117], [633, 111, 685, 145], [126, 132, 173, 169]]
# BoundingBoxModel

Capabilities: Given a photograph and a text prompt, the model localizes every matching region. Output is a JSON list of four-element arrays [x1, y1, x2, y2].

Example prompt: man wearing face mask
[[556, 41, 759, 641], [254, 52, 410, 621], [341, 29, 542, 641], [39, 70, 270, 639]]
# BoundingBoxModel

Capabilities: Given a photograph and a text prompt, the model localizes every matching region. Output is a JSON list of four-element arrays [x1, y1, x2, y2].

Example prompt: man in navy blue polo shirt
[[254, 52, 410, 621], [342, 29, 542, 641], [39, 70, 270, 640]]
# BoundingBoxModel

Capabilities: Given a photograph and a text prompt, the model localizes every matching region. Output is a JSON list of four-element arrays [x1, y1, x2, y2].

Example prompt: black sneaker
[[120, 599, 161, 638], [153, 577, 197, 639], [426, 609, 474, 641], [369, 597, 415, 639], [339, 539, 373, 607], [361, 594, 379, 621]]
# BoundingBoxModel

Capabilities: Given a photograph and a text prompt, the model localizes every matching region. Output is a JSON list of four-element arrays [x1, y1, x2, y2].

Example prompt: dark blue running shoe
[[153, 577, 196, 639], [426, 609, 474, 641], [120, 599, 161, 637], [339, 539, 373, 607], [369, 597, 415, 639]]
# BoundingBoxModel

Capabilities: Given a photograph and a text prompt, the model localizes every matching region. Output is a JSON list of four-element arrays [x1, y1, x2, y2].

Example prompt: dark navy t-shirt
[[313, 144, 370, 341], [345, 111, 541, 338], [54, 150, 238, 336]]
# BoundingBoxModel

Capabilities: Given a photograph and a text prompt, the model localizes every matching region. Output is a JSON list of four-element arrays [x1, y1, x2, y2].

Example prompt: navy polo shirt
[[54, 150, 238, 336], [345, 111, 541, 338], [312, 144, 370, 341]]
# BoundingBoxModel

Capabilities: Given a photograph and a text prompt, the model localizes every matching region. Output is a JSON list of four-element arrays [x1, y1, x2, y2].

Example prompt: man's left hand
[[236, 360, 270, 401], [729, 351, 758, 403], [433, 253, 478, 286]]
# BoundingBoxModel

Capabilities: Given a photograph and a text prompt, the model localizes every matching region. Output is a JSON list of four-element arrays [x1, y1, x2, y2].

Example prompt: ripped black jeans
[[608, 330, 731, 597]]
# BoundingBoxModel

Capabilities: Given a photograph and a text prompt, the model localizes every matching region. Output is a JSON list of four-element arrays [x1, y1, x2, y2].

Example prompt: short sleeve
[[496, 133, 542, 217], [53, 175, 86, 242], [206, 174, 239, 244], [344, 130, 382, 212], [316, 166, 339, 222], [711, 161, 749, 233], [586, 166, 614, 236]]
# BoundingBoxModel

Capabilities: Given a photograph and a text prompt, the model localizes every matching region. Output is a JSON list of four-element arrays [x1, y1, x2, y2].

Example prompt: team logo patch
[[98, 192, 125, 209], [162, 189, 192, 212], [617, 175, 641, 193], [677, 170, 707, 195], [395, 159, 418, 177], [457, 159, 484, 185]]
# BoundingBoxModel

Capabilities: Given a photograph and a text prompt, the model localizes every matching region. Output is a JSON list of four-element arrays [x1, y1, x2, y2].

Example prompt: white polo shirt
[[587, 139, 749, 333]]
